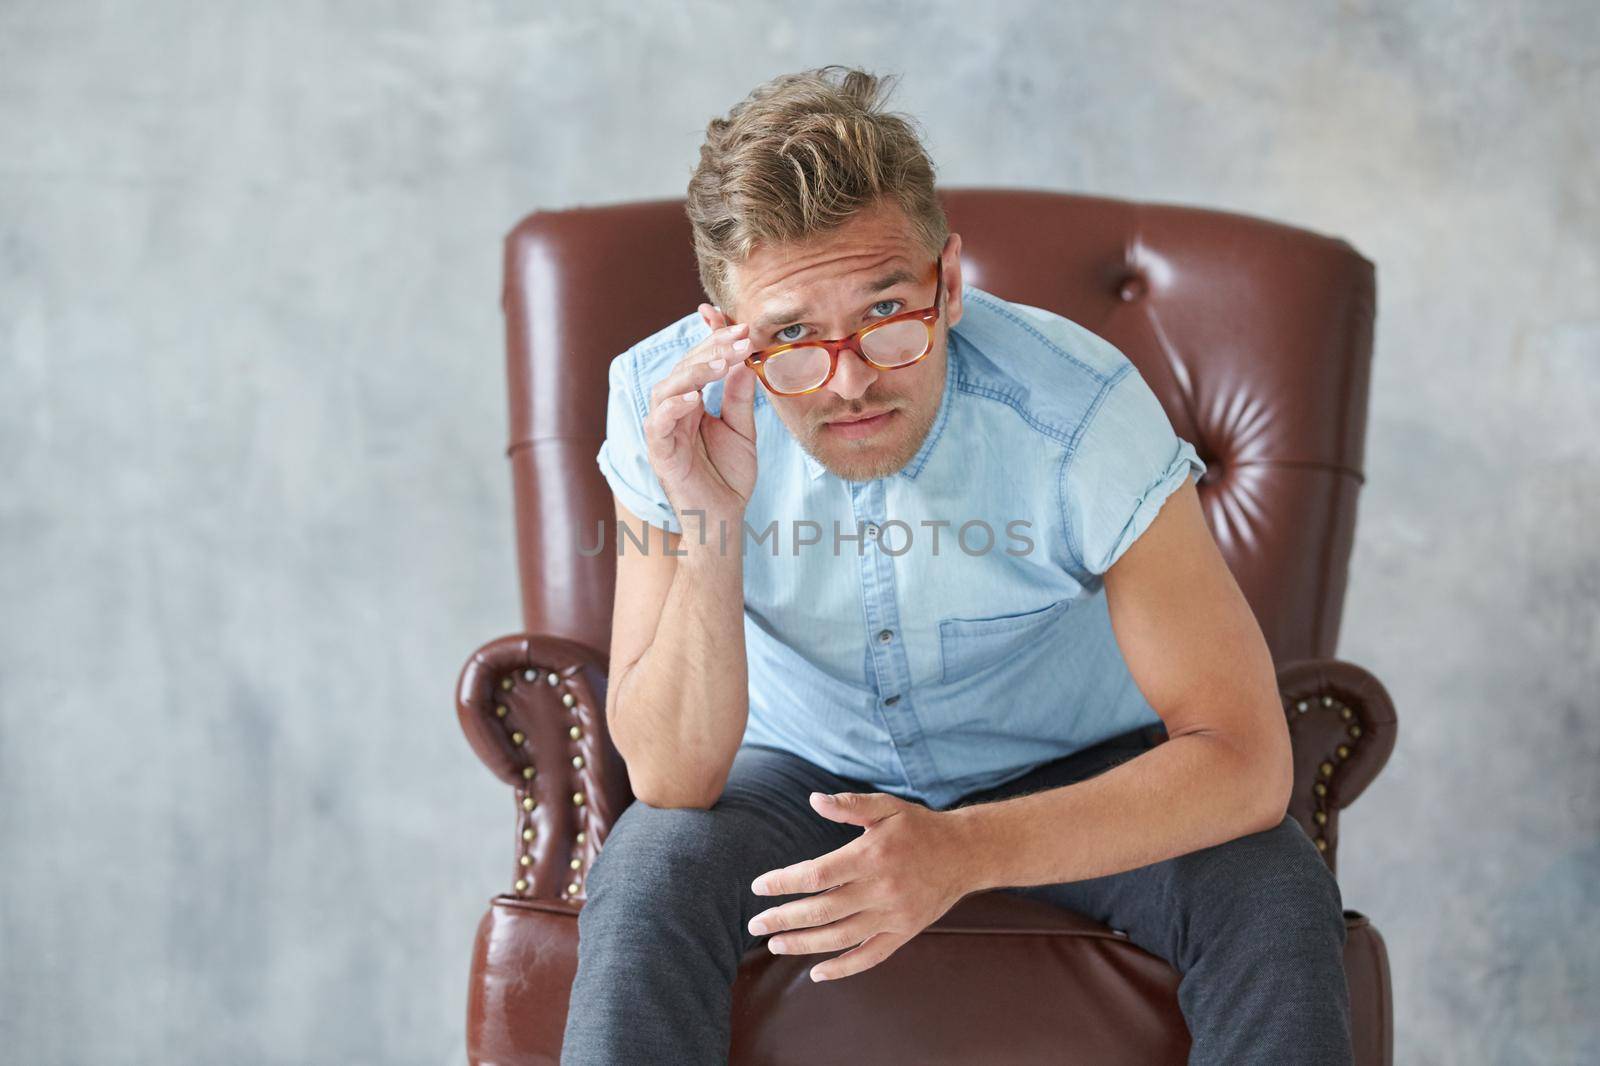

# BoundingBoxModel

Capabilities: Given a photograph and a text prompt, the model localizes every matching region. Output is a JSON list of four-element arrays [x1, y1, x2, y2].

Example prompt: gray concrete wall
[[2, 2, 1595, 1063]]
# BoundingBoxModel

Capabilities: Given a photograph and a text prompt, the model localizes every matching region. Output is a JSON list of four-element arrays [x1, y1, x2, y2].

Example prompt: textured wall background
[[3, 2, 1596, 1063]]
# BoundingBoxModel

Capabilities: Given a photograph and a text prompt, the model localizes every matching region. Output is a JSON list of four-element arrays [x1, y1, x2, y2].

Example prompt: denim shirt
[[595, 283, 1207, 809]]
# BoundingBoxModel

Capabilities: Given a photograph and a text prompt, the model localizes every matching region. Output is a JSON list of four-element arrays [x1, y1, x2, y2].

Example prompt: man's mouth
[[829, 408, 893, 424], [824, 408, 896, 439]]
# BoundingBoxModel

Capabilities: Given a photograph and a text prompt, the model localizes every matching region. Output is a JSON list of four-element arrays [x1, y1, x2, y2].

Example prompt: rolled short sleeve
[[1061, 364, 1206, 577], [594, 349, 682, 535]]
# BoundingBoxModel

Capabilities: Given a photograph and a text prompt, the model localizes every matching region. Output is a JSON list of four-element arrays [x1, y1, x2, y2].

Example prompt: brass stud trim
[[1314, 782, 1327, 797], [1340, 706, 1353, 720], [519, 854, 531, 867], [522, 766, 536, 780], [572, 791, 585, 806], [567, 881, 580, 895], [514, 878, 528, 893], [500, 677, 513, 691], [510, 731, 525, 745], [1349, 724, 1362, 738], [546, 672, 560, 687], [1319, 761, 1334, 777], [572, 755, 585, 769], [562, 693, 576, 708], [569, 857, 581, 870], [1314, 810, 1327, 825], [1296, 700, 1308, 713], [495, 704, 508, 718], [569, 726, 582, 740], [1336, 744, 1350, 759], [1314, 837, 1328, 852], [522, 796, 535, 811], [1321, 696, 1332, 707], [523, 669, 536, 682], [576, 831, 586, 844], [522, 828, 535, 842]]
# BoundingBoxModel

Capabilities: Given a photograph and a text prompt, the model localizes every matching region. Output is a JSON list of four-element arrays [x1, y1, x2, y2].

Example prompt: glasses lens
[[763, 346, 831, 393], [860, 320, 930, 367]]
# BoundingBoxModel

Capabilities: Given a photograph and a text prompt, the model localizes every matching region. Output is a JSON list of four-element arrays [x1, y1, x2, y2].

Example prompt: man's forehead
[[732, 254, 923, 327]]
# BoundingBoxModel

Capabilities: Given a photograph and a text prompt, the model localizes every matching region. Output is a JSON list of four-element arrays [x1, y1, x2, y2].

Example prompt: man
[[562, 66, 1351, 1065]]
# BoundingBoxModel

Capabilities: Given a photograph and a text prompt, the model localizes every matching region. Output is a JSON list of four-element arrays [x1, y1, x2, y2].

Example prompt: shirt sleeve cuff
[[595, 440, 683, 535], [1093, 438, 1206, 574]]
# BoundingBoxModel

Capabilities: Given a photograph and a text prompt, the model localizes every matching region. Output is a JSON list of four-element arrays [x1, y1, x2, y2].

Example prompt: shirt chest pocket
[[938, 598, 1072, 685]]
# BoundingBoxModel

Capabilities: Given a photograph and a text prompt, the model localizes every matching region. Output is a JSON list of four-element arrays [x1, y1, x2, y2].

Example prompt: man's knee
[[1168, 813, 1347, 964], [583, 798, 752, 910]]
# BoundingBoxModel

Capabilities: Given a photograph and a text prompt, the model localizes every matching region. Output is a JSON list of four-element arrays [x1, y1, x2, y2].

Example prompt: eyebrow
[[752, 267, 921, 332]]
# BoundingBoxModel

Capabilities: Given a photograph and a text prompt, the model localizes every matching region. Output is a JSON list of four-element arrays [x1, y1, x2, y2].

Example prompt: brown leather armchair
[[455, 189, 1398, 1065]]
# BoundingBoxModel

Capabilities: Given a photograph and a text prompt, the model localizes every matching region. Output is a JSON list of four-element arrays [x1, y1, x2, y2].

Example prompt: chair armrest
[[1276, 657, 1398, 876], [455, 633, 631, 901]]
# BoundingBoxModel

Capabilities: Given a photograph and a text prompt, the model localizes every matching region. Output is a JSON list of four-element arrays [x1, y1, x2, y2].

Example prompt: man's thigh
[[588, 742, 874, 956], [943, 727, 1340, 971]]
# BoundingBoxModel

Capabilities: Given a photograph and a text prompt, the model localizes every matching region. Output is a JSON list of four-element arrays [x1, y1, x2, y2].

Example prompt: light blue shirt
[[595, 282, 1207, 809]]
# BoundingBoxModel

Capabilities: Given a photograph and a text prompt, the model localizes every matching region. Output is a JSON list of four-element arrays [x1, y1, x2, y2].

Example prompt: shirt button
[[865, 523, 880, 538], [877, 629, 894, 644], [883, 695, 900, 706]]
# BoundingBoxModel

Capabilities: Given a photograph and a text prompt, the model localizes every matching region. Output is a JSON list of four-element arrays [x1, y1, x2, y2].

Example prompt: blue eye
[[773, 300, 903, 344]]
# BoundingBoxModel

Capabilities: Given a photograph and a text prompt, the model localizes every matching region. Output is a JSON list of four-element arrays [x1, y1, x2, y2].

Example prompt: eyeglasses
[[736, 256, 945, 397]]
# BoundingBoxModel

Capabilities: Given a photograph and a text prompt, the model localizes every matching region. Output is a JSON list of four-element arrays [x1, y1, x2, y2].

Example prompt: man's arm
[[946, 474, 1294, 890], [605, 496, 748, 810]]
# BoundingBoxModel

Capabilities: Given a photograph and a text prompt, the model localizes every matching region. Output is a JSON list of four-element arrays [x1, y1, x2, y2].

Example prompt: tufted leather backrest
[[500, 189, 1376, 665]]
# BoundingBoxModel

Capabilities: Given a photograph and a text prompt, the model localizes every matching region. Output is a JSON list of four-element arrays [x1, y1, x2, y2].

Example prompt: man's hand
[[746, 791, 976, 982], [643, 305, 759, 531]]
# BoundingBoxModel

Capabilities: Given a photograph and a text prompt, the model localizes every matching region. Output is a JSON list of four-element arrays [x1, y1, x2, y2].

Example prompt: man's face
[[724, 202, 964, 482]]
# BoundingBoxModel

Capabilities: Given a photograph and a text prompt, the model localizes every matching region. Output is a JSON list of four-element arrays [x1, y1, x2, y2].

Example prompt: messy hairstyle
[[685, 65, 949, 316]]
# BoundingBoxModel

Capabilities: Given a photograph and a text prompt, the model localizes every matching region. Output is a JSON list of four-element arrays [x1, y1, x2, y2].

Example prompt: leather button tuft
[[1117, 275, 1147, 302]]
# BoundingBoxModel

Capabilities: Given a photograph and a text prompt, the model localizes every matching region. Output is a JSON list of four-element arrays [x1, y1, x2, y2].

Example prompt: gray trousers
[[561, 725, 1352, 1065]]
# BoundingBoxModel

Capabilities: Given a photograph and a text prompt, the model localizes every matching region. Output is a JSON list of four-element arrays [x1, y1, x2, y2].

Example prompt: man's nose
[[825, 346, 880, 401]]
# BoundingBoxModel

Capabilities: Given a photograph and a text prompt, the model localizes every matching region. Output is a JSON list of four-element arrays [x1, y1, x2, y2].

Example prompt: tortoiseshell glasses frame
[[735, 256, 946, 397]]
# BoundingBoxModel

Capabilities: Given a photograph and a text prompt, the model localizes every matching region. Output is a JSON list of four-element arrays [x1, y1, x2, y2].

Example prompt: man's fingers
[[751, 834, 871, 896], [749, 882, 865, 938], [720, 361, 758, 441], [810, 931, 907, 982], [766, 911, 879, 957], [645, 397, 700, 485], [645, 365, 722, 444], [642, 312, 752, 469], [649, 323, 748, 409], [700, 303, 730, 332]]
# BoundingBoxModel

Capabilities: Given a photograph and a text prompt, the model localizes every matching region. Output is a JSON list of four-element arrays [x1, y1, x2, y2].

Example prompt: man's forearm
[[610, 517, 748, 808], [945, 731, 1285, 893]]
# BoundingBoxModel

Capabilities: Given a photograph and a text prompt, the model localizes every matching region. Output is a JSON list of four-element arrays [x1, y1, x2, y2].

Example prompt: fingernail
[[681, 390, 698, 402], [709, 358, 726, 371], [748, 918, 767, 935], [733, 338, 751, 353]]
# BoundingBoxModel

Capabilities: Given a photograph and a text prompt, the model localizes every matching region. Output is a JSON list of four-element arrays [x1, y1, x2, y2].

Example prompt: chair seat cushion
[[466, 890, 1390, 1065]]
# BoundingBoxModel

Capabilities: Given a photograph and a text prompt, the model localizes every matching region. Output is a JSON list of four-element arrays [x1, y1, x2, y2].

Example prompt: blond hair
[[685, 65, 949, 315]]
